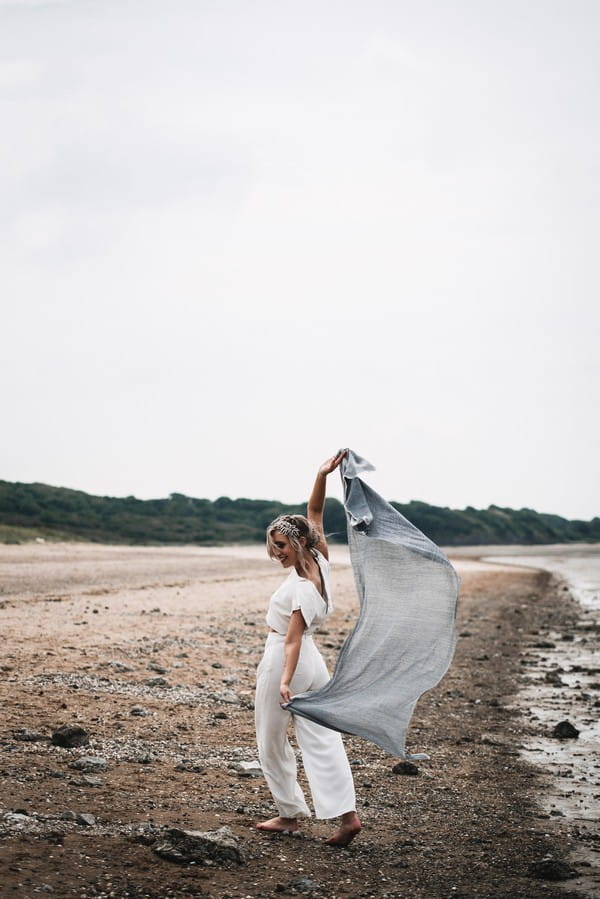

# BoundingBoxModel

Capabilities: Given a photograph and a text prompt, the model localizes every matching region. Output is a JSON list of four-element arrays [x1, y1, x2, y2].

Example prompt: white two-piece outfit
[[255, 551, 356, 820]]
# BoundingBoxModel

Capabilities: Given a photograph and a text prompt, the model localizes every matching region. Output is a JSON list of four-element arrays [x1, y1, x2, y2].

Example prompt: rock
[[211, 689, 240, 704], [174, 761, 205, 774], [480, 734, 501, 746], [392, 761, 419, 776], [69, 756, 109, 772], [147, 663, 167, 674], [290, 878, 322, 893], [130, 705, 149, 717], [211, 662, 223, 669], [528, 858, 579, 881], [213, 711, 228, 720], [145, 677, 168, 687], [76, 813, 96, 827], [60, 811, 77, 821], [51, 725, 90, 748], [106, 661, 134, 672], [152, 826, 245, 866], [77, 775, 103, 787], [13, 727, 50, 743], [3, 813, 31, 826], [544, 670, 564, 685], [552, 720, 580, 739], [232, 761, 263, 778]]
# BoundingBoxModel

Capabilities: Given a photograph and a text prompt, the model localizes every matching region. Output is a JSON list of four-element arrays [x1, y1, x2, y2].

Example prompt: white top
[[266, 551, 332, 635]]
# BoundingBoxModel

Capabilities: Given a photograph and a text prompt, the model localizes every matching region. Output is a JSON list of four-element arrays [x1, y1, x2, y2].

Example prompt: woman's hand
[[280, 682, 292, 703], [318, 449, 347, 478]]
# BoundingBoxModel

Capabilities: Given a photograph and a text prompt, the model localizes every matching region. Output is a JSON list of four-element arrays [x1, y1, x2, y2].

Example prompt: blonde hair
[[266, 514, 322, 575]]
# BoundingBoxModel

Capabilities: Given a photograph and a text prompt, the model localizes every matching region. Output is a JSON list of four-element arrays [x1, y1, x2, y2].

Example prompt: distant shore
[[0, 542, 598, 897]]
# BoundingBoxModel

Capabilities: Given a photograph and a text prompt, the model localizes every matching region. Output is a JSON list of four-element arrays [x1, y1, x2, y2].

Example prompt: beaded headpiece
[[271, 516, 300, 538]]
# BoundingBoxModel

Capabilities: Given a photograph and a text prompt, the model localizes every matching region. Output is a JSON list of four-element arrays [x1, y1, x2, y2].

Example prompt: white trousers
[[255, 632, 356, 820]]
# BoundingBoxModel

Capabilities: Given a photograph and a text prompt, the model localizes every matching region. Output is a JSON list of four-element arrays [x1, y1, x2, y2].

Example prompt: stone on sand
[[152, 826, 245, 866]]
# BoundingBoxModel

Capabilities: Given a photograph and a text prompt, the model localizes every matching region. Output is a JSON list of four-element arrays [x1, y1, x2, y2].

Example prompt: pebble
[[145, 677, 168, 688], [392, 761, 419, 776], [130, 705, 149, 717], [147, 663, 168, 675], [289, 877, 322, 893], [105, 661, 134, 672], [76, 813, 96, 826], [232, 761, 263, 778], [69, 756, 109, 772], [75, 775, 104, 787], [12, 727, 50, 743], [174, 761, 205, 774], [211, 689, 241, 705]]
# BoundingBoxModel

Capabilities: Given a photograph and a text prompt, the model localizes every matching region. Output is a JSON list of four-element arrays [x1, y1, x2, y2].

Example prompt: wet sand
[[0, 542, 598, 898]]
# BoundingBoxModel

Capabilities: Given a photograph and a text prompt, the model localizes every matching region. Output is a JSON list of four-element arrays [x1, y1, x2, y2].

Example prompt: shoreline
[[479, 547, 600, 896], [0, 542, 598, 897]]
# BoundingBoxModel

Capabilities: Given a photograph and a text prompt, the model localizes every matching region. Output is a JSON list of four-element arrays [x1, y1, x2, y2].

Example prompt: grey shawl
[[286, 450, 459, 758]]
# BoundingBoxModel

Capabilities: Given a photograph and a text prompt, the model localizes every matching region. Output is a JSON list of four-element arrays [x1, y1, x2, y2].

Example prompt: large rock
[[152, 826, 245, 866], [552, 720, 580, 739], [51, 726, 90, 748]]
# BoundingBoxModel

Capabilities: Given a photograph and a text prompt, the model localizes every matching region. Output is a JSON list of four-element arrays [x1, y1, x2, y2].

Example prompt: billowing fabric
[[266, 551, 331, 634], [286, 450, 459, 759]]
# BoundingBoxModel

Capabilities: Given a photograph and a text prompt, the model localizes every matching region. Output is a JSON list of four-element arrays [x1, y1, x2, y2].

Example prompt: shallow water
[[481, 547, 600, 611], [481, 545, 600, 829]]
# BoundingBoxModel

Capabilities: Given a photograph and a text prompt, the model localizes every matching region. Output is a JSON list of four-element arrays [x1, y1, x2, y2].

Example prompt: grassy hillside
[[1, 480, 598, 546]]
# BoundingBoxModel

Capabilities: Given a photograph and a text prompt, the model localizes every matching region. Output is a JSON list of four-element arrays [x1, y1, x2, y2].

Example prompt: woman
[[255, 450, 361, 846]]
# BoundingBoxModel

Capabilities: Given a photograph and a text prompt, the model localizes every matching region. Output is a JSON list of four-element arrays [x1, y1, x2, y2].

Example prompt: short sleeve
[[291, 580, 326, 629]]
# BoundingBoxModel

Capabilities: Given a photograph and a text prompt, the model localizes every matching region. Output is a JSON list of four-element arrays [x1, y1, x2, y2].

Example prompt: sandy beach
[[1, 542, 598, 898]]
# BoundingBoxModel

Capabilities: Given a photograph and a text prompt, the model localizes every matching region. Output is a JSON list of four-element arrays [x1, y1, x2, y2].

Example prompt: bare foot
[[256, 816, 299, 834], [326, 812, 361, 847]]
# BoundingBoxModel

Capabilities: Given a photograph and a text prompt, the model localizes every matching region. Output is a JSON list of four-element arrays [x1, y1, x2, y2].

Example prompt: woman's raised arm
[[307, 449, 346, 560]]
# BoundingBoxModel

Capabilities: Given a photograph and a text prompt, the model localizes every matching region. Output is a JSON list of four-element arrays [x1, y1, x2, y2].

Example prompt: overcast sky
[[2, 0, 599, 519]]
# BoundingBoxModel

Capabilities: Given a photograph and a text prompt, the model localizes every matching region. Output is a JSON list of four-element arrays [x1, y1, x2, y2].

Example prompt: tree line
[[1, 479, 599, 546]]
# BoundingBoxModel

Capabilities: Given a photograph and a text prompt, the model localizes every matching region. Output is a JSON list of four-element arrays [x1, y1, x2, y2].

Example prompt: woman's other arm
[[307, 449, 346, 561], [280, 610, 306, 702]]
